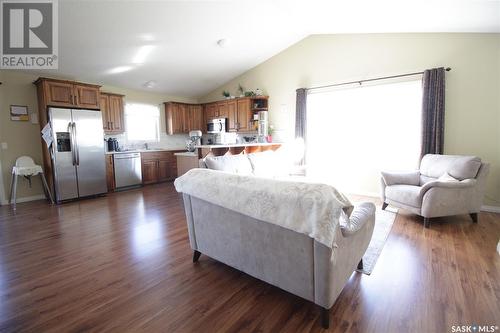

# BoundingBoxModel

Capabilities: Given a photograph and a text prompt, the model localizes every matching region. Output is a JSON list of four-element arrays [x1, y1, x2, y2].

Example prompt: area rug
[[356, 207, 397, 275]]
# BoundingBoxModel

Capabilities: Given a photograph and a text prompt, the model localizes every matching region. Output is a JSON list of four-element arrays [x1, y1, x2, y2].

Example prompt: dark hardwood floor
[[0, 183, 499, 332]]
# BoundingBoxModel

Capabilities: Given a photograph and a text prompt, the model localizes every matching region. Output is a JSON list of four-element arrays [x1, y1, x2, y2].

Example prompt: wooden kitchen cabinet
[[202, 96, 268, 133], [75, 85, 100, 109], [165, 102, 203, 134], [141, 151, 182, 184], [100, 92, 125, 134], [165, 102, 185, 134], [227, 100, 238, 131], [141, 160, 159, 185], [187, 104, 203, 131], [217, 101, 228, 119], [35, 77, 101, 109], [205, 103, 218, 121], [236, 98, 252, 131], [105, 155, 115, 192]]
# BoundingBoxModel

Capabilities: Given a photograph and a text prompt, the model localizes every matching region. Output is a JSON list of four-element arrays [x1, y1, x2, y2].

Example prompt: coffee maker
[[186, 130, 202, 152], [106, 138, 119, 152]]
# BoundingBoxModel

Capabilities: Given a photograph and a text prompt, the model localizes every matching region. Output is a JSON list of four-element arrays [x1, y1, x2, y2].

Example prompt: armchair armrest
[[341, 202, 376, 237], [381, 170, 420, 186], [420, 178, 477, 195]]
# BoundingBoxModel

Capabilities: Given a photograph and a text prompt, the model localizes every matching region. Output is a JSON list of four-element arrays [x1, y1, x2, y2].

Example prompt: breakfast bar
[[174, 143, 282, 176]]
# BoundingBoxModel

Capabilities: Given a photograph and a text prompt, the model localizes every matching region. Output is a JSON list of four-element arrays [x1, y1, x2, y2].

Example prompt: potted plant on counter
[[267, 124, 274, 143]]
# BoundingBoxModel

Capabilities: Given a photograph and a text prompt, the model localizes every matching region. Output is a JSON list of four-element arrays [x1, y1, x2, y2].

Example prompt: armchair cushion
[[420, 154, 481, 180], [381, 170, 420, 186], [385, 184, 422, 208]]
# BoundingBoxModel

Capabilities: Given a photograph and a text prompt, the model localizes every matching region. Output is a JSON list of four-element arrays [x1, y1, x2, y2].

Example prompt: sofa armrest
[[381, 170, 420, 186], [341, 202, 376, 237]]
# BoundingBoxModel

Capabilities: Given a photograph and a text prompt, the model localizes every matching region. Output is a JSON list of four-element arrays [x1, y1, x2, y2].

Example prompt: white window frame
[[124, 103, 160, 143]]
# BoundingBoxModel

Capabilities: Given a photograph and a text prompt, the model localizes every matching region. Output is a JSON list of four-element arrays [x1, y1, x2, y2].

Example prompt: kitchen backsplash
[[104, 133, 189, 151]]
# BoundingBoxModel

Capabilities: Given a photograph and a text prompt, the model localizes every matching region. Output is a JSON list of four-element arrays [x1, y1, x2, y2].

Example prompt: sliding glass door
[[306, 79, 423, 196]]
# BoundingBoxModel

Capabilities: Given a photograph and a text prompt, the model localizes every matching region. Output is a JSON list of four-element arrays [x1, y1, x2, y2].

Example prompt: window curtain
[[295, 88, 307, 164], [421, 67, 446, 157], [295, 88, 307, 140]]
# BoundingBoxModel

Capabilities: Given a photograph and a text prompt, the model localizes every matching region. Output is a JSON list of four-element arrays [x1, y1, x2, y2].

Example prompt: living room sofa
[[175, 167, 375, 329]]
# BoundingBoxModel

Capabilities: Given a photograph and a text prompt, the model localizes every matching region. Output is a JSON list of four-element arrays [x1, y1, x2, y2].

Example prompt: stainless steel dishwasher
[[113, 152, 142, 189]]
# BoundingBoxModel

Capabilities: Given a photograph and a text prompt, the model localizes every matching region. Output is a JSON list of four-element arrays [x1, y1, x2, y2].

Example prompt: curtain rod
[[307, 67, 451, 91]]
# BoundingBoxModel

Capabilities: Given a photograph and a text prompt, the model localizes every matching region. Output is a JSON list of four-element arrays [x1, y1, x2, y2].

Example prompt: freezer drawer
[[114, 153, 142, 188]]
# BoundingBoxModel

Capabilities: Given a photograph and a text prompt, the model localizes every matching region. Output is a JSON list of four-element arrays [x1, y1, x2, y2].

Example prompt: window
[[306, 79, 423, 196], [125, 103, 160, 142]]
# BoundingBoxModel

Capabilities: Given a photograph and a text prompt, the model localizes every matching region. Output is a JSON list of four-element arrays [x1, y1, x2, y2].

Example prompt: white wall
[[201, 33, 500, 207]]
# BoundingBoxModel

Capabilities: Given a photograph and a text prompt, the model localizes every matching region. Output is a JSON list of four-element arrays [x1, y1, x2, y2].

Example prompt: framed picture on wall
[[10, 105, 29, 121]]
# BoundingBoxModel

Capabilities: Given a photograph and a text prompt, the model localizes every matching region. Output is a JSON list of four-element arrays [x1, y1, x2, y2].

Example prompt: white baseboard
[[0, 194, 46, 206], [481, 205, 500, 214]]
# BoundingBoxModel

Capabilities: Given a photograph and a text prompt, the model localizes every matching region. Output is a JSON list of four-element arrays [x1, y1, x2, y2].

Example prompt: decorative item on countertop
[[238, 84, 245, 97], [222, 90, 230, 99], [255, 88, 263, 96], [267, 124, 274, 143], [244, 90, 255, 97]]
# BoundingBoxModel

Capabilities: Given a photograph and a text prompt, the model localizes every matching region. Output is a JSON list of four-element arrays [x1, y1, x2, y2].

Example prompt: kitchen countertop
[[174, 152, 198, 157], [105, 148, 185, 155], [195, 142, 281, 149]]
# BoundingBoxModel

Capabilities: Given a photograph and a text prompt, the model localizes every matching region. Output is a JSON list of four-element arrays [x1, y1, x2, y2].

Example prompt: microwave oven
[[207, 118, 226, 133]]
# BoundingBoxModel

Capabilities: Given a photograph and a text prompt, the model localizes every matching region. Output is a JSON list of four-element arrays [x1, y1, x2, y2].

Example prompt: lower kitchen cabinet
[[141, 159, 159, 185], [105, 155, 115, 192], [141, 151, 182, 184]]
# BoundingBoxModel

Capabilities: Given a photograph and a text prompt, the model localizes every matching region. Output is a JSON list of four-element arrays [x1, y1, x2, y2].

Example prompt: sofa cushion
[[420, 154, 481, 181], [204, 153, 253, 175], [247, 150, 286, 178], [385, 184, 422, 208]]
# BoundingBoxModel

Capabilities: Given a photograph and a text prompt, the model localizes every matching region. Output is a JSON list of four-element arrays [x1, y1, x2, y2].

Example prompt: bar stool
[[9, 156, 54, 209]]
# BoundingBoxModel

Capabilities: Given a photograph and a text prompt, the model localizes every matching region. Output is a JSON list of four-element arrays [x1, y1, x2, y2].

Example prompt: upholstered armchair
[[381, 154, 489, 228]]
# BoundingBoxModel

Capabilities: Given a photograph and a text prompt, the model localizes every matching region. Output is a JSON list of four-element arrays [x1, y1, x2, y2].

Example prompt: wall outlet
[[1, 142, 7, 150]]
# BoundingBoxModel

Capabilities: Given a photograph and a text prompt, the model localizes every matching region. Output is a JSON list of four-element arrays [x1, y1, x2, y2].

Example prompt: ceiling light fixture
[[107, 66, 133, 74], [133, 45, 155, 64], [143, 80, 156, 88], [217, 38, 229, 48]]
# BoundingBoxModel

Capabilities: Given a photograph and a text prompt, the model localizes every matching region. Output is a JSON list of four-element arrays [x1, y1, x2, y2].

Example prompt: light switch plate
[[30, 113, 39, 124], [1, 142, 8, 150]]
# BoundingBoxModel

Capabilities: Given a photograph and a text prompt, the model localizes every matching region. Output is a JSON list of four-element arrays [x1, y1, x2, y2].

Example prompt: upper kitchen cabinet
[[165, 102, 185, 134], [101, 92, 125, 134], [202, 96, 267, 132], [205, 103, 218, 121], [227, 100, 238, 131], [165, 102, 204, 134], [187, 104, 203, 132], [34, 77, 101, 109], [217, 101, 228, 119], [236, 98, 252, 132]]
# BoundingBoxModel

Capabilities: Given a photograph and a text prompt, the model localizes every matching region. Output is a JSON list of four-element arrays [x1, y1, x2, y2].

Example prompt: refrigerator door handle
[[73, 122, 80, 166], [68, 122, 76, 166]]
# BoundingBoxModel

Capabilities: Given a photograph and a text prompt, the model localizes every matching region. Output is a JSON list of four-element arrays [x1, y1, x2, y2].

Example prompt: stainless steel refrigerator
[[49, 108, 107, 202]]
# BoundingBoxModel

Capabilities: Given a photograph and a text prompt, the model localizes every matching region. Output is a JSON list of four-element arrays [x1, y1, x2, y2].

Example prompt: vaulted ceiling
[[28, 0, 500, 98]]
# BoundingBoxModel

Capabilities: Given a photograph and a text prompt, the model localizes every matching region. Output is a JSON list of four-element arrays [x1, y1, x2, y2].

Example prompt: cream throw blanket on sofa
[[174, 168, 353, 249]]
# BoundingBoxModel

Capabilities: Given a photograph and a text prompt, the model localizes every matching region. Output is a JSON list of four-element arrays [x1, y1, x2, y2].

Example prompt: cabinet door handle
[[111, 121, 114, 129]]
